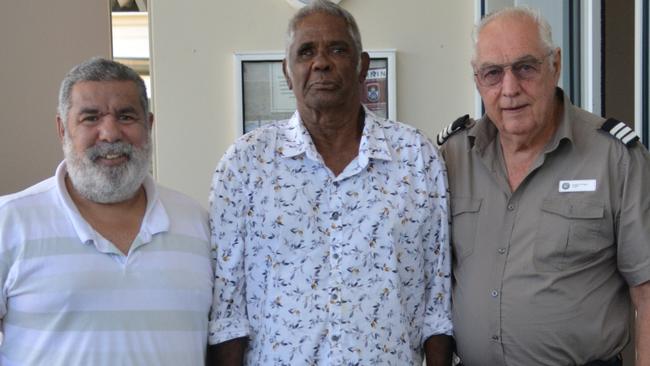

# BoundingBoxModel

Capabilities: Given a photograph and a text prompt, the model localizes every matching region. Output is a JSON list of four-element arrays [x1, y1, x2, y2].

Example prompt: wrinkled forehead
[[475, 15, 546, 64], [69, 80, 142, 111], [290, 13, 354, 49]]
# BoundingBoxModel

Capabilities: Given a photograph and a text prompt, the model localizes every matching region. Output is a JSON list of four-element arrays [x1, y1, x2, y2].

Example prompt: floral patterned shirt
[[208, 110, 452, 365]]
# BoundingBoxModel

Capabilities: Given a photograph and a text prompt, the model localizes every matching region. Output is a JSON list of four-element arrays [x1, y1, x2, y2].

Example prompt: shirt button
[[330, 211, 340, 220], [332, 253, 339, 259], [333, 181, 340, 187], [497, 248, 506, 254], [507, 204, 515, 211], [491, 290, 499, 297], [331, 335, 340, 341]]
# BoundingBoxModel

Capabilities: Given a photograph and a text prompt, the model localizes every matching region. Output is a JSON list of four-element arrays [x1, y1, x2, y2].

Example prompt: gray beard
[[63, 134, 151, 204]]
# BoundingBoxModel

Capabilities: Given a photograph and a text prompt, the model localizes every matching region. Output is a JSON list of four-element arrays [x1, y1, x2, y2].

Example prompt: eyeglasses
[[474, 51, 554, 87]]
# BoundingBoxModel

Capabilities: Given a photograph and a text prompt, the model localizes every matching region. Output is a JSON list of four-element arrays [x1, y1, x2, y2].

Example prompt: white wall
[[149, 0, 476, 205]]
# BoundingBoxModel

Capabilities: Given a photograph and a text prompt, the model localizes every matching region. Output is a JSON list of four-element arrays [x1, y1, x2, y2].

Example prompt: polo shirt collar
[[277, 107, 392, 166], [55, 161, 169, 251]]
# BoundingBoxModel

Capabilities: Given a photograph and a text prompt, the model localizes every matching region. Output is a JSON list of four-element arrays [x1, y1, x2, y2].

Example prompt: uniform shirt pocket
[[534, 198, 612, 271], [451, 197, 482, 263]]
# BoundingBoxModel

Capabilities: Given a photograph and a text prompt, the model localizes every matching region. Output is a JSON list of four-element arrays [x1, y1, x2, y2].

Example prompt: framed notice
[[234, 50, 396, 135]]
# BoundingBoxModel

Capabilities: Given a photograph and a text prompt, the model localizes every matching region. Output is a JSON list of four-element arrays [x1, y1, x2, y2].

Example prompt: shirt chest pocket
[[451, 197, 482, 263], [534, 198, 614, 271]]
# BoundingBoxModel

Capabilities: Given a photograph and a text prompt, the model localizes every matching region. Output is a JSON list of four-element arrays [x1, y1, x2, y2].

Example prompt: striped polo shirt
[[0, 162, 214, 366]]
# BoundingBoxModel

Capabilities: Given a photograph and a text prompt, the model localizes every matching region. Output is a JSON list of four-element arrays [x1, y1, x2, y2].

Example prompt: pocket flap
[[451, 197, 482, 216], [540, 198, 604, 219]]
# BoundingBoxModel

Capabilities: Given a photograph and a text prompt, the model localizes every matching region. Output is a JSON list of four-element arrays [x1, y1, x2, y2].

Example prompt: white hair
[[472, 6, 556, 67]]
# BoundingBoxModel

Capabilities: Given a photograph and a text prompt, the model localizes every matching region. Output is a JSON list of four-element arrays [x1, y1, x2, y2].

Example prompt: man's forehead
[[70, 81, 139, 104], [475, 51, 540, 67], [291, 13, 352, 44], [72, 80, 137, 91], [475, 17, 545, 63]]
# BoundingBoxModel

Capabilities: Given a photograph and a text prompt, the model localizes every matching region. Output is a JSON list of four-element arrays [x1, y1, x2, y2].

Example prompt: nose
[[312, 49, 332, 72], [500, 67, 521, 97], [97, 115, 122, 142]]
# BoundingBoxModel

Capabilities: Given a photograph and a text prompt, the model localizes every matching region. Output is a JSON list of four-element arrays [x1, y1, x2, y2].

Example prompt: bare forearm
[[635, 303, 650, 366], [424, 334, 452, 366], [206, 337, 248, 366], [631, 281, 650, 366]]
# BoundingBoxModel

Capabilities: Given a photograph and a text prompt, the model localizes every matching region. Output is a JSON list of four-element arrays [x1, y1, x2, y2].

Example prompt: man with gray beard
[[0, 58, 216, 366]]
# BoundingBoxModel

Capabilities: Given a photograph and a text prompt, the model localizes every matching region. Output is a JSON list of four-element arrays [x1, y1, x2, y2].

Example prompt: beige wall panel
[[149, 0, 475, 204], [0, 0, 111, 195]]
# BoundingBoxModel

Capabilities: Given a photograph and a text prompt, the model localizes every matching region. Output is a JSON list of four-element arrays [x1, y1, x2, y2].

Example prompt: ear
[[282, 59, 293, 90], [358, 52, 370, 82], [147, 112, 154, 130], [56, 115, 66, 142], [470, 61, 481, 91], [552, 47, 562, 81]]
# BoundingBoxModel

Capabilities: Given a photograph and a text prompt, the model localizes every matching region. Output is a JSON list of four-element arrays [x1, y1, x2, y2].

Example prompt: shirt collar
[[542, 88, 574, 153], [55, 161, 169, 249], [276, 107, 393, 166], [276, 111, 318, 160], [358, 107, 392, 165]]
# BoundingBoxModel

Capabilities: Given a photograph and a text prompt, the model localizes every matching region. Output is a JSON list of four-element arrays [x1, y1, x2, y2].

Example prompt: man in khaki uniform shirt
[[439, 7, 650, 366]]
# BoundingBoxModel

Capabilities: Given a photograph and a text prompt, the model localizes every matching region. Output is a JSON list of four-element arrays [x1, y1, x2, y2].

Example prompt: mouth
[[95, 153, 129, 166], [309, 81, 339, 90], [87, 142, 134, 166], [502, 104, 528, 113], [103, 153, 124, 160]]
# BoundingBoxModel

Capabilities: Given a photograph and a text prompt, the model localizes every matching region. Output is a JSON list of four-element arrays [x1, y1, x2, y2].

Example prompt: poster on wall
[[270, 63, 296, 113], [234, 50, 396, 135], [361, 60, 388, 119]]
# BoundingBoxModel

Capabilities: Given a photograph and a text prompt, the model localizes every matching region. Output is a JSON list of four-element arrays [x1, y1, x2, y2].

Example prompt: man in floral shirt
[[207, 1, 452, 365]]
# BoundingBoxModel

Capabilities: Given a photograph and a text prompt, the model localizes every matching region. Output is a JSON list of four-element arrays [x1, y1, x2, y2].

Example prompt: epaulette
[[600, 118, 639, 147], [436, 114, 471, 146]]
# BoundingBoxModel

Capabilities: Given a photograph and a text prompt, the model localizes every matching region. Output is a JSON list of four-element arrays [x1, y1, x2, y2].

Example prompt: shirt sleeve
[[208, 145, 251, 345], [0, 203, 18, 346], [0, 205, 13, 323], [616, 144, 650, 287], [419, 137, 454, 341]]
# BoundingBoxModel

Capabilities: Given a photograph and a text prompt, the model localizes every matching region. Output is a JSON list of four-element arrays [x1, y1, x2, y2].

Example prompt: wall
[[149, 0, 476, 204], [0, 0, 112, 195]]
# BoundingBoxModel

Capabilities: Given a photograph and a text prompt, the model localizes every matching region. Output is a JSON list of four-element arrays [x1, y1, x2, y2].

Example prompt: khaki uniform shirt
[[441, 89, 650, 366]]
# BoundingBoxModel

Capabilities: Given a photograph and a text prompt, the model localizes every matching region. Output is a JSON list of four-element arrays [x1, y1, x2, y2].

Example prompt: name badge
[[559, 179, 597, 193]]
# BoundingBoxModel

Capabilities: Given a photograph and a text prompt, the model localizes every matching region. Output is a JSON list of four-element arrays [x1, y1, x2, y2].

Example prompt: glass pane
[[242, 61, 296, 134]]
